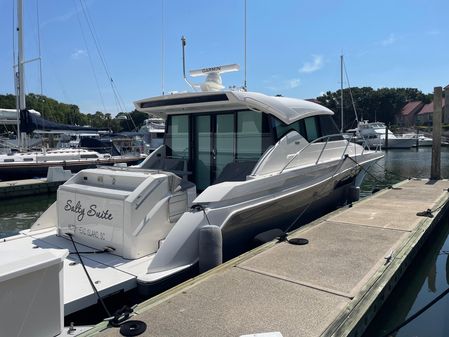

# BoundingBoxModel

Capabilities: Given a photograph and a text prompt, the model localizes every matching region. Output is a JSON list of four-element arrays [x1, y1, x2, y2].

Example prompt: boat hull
[[383, 137, 415, 149], [0, 157, 141, 181]]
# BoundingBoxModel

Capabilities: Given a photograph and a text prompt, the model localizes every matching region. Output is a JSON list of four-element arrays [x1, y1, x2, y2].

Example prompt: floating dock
[[84, 179, 449, 337], [0, 178, 63, 199]]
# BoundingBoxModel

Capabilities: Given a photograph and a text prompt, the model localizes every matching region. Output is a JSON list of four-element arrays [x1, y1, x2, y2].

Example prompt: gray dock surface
[[89, 179, 449, 337], [0, 178, 63, 199]]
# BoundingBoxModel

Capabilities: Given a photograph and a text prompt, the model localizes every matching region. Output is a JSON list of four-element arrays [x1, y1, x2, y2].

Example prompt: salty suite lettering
[[64, 200, 114, 222]]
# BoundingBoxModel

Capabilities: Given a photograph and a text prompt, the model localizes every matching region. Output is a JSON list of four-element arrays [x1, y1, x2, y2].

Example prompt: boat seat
[[214, 161, 257, 184], [152, 157, 191, 180]]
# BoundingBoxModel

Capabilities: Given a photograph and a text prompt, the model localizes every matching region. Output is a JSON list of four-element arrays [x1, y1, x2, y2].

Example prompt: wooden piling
[[385, 123, 389, 148], [431, 86, 442, 180]]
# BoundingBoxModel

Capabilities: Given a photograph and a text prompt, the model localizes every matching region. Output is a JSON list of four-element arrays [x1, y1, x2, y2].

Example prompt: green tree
[[317, 87, 430, 129]]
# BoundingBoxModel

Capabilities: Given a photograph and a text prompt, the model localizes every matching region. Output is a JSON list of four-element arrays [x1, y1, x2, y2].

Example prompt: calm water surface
[[0, 193, 55, 238], [1, 147, 449, 335]]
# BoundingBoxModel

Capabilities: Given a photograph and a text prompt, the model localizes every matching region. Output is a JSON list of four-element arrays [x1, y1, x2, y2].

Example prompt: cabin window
[[194, 115, 212, 191], [319, 115, 343, 140], [272, 117, 307, 140], [236, 110, 263, 160], [215, 114, 235, 179], [80, 154, 99, 159], [304, 116, 319, 142], [166, 115, 190, 159]]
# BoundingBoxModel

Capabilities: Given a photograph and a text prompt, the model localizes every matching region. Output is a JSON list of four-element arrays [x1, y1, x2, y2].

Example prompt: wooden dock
[[84, 179, 449, 337], [0, 178, 63, 199]]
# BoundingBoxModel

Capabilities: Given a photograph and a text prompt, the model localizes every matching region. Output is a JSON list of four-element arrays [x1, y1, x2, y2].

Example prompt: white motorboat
[[0, 86, 383, 319], [0, 148, 141, 181], [356, 121, 415, 149], [400, 133, 433, 147], [138, 117, 165, 153], [0, 39, 384, 334]]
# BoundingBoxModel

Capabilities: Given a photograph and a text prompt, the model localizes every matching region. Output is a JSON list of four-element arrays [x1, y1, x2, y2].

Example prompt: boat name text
[[64, 200, 114, 222], [68, 224, 106, 241]]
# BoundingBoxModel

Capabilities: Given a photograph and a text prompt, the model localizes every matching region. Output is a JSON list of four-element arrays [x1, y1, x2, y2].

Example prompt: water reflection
[[0, 193, 56, 238], [361, 147, 449, 196], [363, 216, 449, 337]]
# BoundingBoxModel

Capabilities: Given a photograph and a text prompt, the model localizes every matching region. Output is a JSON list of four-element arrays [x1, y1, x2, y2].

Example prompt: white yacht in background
[[138, 117, 165, 153], [356, 121, 415, 149], [0, 64, 383, 335], [0, 148, 141, 181], [400, 132, 433, 147]]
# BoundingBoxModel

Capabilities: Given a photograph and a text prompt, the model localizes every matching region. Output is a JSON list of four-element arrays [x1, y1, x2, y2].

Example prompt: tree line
[[0, 93, 148, 133], [316, 87, 432, 130], [0, 87, 434, 135]]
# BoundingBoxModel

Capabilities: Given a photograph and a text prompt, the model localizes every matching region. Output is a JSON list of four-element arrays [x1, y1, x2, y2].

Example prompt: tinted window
[[304, 116, 319, 142], [319, 115, 343, 140], [271, 117, 306, 140], [236, 110, 263, 160], [166, 115, 189, 158]]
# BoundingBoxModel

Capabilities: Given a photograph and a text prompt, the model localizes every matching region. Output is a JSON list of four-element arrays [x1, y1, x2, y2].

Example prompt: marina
[[1, 147, 449, 337], [0, 87, 382, 330], [0, 1, 448, 336]]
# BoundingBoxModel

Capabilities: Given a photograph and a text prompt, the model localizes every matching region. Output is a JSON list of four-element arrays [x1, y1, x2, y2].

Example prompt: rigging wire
[[35, 0, 44, 117], [12, 0, 16, 84], [243, 0, 247, 90], [161, 0, 165, 96], [72, 0, 107, 114], [342, 58, 359, 125], [78, 0, 137, 129]]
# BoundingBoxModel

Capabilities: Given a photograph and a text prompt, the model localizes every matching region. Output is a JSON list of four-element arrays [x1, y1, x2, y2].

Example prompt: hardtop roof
[[134, 91, 333, 125]]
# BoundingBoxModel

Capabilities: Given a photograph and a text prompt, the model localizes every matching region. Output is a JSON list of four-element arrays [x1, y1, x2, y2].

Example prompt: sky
[[0, 0, 448, 115]]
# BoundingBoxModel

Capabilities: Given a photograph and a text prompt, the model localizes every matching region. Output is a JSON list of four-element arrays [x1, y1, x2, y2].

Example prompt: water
[[361, 147, 449, 337], [0, 193, 55, 239], [1, 147, 449, 334]]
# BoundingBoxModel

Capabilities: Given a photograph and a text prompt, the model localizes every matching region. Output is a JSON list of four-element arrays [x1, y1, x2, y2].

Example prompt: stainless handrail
[[279, 133, 349, 174]]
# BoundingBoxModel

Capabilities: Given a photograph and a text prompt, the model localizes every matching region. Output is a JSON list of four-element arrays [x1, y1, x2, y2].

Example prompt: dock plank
[[239, 221, 407, 298]]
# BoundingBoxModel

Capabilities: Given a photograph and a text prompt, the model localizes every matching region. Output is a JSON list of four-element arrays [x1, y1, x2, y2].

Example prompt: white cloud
[[381, 33, 397, 46], [288, 78, 301, 89], [299, 55, 323, 73], [265, 77, 301, 92], [71, 49, 87, 60]]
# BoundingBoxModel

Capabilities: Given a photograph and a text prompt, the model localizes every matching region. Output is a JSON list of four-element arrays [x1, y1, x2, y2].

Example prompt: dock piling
[[431, 86, 442, 180]]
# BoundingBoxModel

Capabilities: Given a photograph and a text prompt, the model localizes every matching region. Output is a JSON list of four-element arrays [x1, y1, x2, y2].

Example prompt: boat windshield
[[271, 115, 342, 142]]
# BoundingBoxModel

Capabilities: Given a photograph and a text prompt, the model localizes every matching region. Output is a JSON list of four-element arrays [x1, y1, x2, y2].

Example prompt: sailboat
[[0, 0, 141, 181]]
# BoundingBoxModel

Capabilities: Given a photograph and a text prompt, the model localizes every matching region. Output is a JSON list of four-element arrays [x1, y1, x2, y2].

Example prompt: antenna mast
[[161, 0, 165, 95], [340, 54, 343, 132], [244, 0, 247, 91], [16, 0, 25, 150], [181, 36, 195, 91]]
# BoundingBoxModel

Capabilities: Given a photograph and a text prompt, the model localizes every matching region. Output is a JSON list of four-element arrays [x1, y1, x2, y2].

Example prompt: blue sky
[[0, 0, 448, 115]]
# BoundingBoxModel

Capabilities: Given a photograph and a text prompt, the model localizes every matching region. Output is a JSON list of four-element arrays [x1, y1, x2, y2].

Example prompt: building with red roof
[[416, 97, 446, 126], [396, 101, 424, 126]]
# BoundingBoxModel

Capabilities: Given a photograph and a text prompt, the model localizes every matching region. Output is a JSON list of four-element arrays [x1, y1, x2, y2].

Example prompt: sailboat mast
[[340, 54, 343, 133], [16, 0, 25, 149]]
